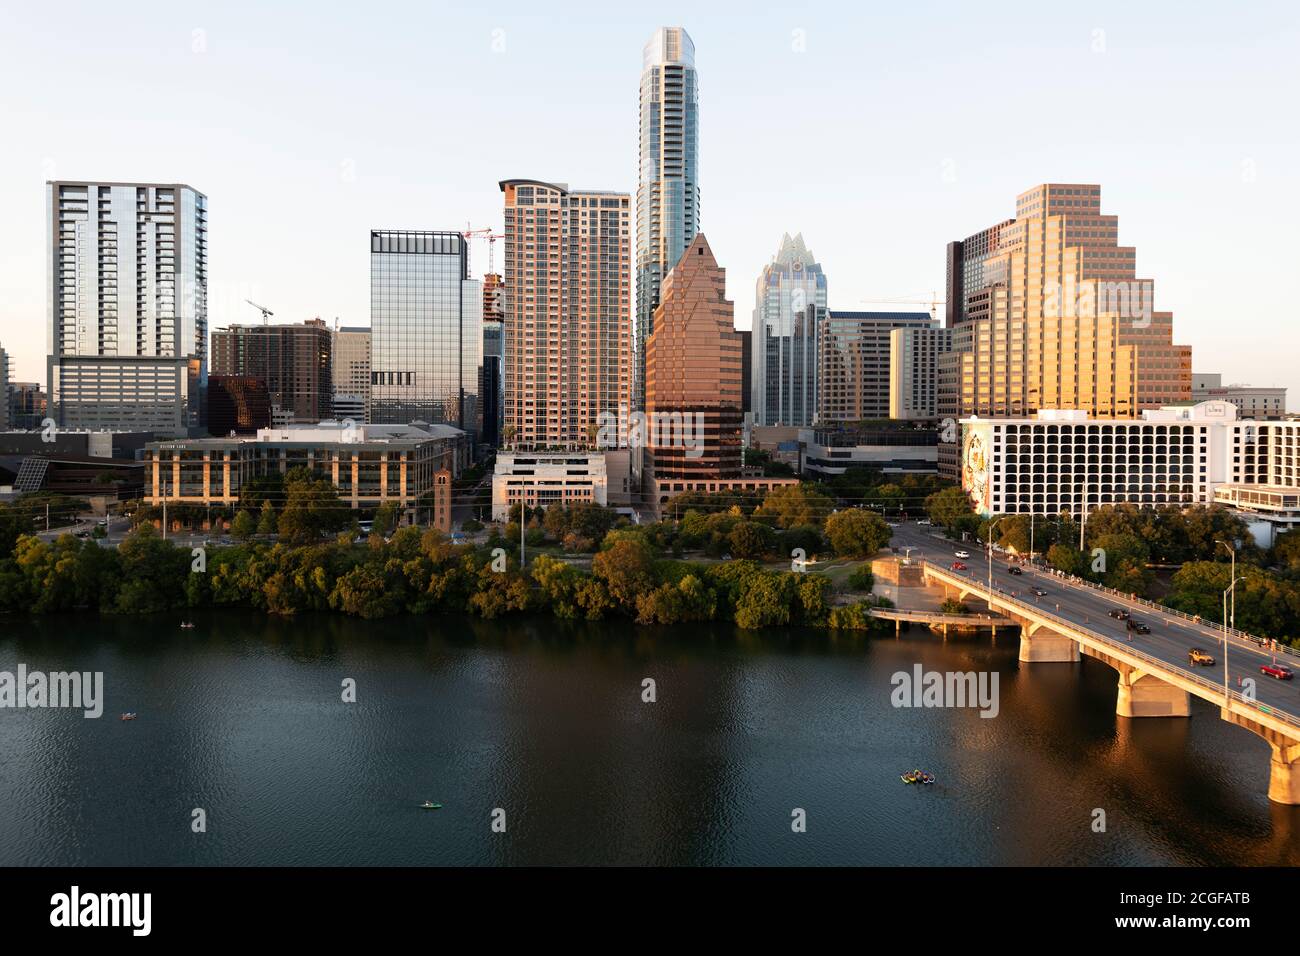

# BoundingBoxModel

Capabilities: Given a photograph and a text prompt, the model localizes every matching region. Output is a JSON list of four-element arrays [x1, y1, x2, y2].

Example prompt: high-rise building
[[207, 375, 271, 435], [369, 230, 482, 438], [211, 319, 333, 425], [737, 328, 752, 415], [938, 184, 1192, 477], [0, 343, 10, 430], [645, 234, 742, 480], [815, 311, 935, 423], [481, 273, 505, 447], [331, 325, 371, 423], [635, 26, 700, 412], [7, 382, 46, 430], [499, 179, 632, 450], [46, 181, 207, 436], [889, 324, 952, 420], [751, 233, 827, 426]]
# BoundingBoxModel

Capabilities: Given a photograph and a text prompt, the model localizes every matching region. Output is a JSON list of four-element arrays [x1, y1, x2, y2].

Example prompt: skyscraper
[[938, 183, 1192, 477], [481, 273, 504, 447], [817, 311, 935, 423], [211, 319, 333, 424], [331, 325, 371, 423], [889, 324, 952, 420], [46, 181, 207, 436], [499, 179, 632, 450], [369, 230, 482, 438], [635, 26, 700, 412], [751, 233, 827, 426], [645, 234, 741, 480]]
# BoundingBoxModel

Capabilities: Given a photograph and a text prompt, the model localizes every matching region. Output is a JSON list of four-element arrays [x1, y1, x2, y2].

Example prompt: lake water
[[1, 611, 1297, 866]]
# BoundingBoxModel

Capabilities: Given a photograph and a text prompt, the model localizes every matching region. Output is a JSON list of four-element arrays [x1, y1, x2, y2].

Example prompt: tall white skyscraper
[[635, 26, 699, 412], [751, 233, 827, 426], [46, 181, 207, 436]]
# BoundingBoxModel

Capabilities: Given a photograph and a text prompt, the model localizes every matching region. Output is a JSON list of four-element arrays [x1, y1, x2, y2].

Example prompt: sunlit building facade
[[751, 233, 827, 427]]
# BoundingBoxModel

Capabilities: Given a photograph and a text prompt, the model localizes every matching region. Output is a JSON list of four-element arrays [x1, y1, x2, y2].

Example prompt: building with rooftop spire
[[750, 233, 827, 427]]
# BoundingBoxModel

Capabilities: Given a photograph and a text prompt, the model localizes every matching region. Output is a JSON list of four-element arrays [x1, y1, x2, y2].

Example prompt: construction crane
[[244, 299, 274, 324], [463, 226, 505, 275], [859, 292, 947, 322]]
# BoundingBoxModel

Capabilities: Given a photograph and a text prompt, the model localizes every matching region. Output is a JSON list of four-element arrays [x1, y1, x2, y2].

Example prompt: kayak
[[901, 770, 935, 785], [420, 802, 442, 810]]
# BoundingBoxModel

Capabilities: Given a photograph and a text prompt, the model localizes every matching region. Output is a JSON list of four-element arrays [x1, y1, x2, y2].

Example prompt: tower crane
[[463, 226, 505, 275], [244, 299, 274, 324]]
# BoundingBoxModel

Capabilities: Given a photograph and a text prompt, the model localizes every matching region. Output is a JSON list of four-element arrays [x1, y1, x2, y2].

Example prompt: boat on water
[[179, 622, 196, 630], [420, 801, 442, 810], [120, 713, 137, 721], [900, 770, 935, 785]]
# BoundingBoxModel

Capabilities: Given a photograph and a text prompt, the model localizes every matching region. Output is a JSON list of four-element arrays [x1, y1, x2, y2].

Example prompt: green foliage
[[939, 597, 969, 614], [727, 520, 774, 559], [925, 486, 974, 531], [846, 565, 874, 592], [754, 484, 836, 529], [825, 509, 892, 558]]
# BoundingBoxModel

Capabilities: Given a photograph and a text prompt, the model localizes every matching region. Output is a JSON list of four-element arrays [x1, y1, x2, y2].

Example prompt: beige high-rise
[[500, 179, 632, 449], [939, 183, 1191, 476]]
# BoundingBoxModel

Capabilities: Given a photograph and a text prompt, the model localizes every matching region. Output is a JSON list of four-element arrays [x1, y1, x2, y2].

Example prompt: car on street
[[1108, 608, 1130, 620], [1031, 587, 1048, 597], [954, 550, 970, 559], [917, 519, 931, 526], [1007, 566, 1023, 575], [1188, 648, 1215, 666], [1261, 663, 1294, 681], [951, 562, 968, 571], [1127, 619, 1150, 634]]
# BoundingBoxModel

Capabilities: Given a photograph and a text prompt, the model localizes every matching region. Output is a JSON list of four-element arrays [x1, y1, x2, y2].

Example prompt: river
[[1, 611, 1297, 866]]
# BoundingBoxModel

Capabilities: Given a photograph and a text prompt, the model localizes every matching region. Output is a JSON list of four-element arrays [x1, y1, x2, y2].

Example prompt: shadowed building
[[207, 375, 271, 435], [211, 320, 333, 425]]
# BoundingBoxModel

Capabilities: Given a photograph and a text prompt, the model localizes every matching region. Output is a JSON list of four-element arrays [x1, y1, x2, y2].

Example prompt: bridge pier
[[1115, 668, 1190, 718], [1221, 709, 1300, 805], [1018, 621, 1079, 663]]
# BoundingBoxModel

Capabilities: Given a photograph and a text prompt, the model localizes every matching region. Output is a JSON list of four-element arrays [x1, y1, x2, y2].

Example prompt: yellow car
[[1188, 648, 1215, 666]]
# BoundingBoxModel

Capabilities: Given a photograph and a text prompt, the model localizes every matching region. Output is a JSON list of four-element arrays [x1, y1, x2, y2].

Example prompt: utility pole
[[45, 502, 50, 532], [1029, 512, 1035, 564]]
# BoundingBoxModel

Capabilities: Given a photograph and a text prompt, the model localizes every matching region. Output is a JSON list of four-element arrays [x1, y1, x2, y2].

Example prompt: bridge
[[866, 606, 1015, 637], [885, 521, 1300, 805]]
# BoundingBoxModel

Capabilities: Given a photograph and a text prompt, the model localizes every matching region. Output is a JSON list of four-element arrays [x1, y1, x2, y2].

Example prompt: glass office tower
[[635, 26, 699, 412], [751, 233, 827, 426], [369, 230, 481, 440]]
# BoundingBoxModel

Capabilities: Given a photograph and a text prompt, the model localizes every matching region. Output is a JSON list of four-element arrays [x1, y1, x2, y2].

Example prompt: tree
[[1047, 543, 1083, 576], [231, 510, 256, 542], [257, 500, 278, 536], [728, 521, 773, 559], [939, 598, 969, 614], [824, 509, 891, 558], [755, 484, 836, 529], [277, 470, 348, 545], [372, 502, 400, 538], [925, 486, 973, 530], [591, 537, 657, 610]]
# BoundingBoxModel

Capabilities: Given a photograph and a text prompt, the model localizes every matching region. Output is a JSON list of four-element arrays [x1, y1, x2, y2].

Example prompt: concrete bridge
[[867, 606, 1015, 638], [919, 559, 1300, 805]]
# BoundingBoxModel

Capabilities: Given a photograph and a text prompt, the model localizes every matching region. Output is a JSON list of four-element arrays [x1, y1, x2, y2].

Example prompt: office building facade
[[499, 179, 632, 450], [330, 325, 371, 424], [751, 233, 827, 427], [816, 310, 933, 424], [889, 325, 952, 420], [635, 26, 700, 411], [46, 181, 207, 436], [211, 319, 332, 425], [369, 230, 482, 438]]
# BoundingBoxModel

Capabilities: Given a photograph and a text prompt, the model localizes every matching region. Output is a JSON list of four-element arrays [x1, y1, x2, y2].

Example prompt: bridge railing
[[917, 559, 1300, 729]]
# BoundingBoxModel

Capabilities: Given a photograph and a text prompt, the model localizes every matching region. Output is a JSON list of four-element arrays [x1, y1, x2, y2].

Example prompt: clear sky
[[1, 0, 1297, 404]]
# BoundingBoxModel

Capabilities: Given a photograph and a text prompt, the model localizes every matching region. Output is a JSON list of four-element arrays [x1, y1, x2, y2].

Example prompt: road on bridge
[[888, 521, 1300, 725]]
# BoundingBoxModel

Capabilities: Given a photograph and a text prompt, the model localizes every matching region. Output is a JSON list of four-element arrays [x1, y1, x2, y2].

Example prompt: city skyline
[[0, 3, 1295, 405]]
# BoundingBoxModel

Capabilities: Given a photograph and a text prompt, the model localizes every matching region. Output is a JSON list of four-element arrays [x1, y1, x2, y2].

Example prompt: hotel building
[[46, 181, 207, 436]]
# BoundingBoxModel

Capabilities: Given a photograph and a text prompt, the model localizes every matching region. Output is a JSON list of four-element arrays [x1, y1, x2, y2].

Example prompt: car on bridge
[[954, 550, 971, 559], [1108, 608, 1130, 620], [1007, 566, 1023, 575], [1261, 663, 1294, 681], [1189, 648, 1216, 666], [1031, 587, 1048, 597], [951, 561, 968, 571], [1127, 619, 1151, 634]]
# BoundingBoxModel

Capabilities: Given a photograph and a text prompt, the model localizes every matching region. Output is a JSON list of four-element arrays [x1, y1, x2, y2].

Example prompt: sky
[[1, 0, 1297, 404]]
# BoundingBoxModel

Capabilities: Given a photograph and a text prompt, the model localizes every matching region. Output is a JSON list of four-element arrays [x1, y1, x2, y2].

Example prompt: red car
[[951, 561, 968, 571], [1260, 664, 1294, 681]]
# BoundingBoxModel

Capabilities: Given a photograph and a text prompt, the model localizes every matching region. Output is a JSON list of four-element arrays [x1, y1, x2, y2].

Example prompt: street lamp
[[1222, 575, 1246, 707], [986, 515, 1009, 611], [1216, 539, 1237, 630]]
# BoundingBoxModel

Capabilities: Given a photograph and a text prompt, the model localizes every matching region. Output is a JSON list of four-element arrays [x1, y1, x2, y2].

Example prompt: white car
[[954, 550, 971, 559]]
